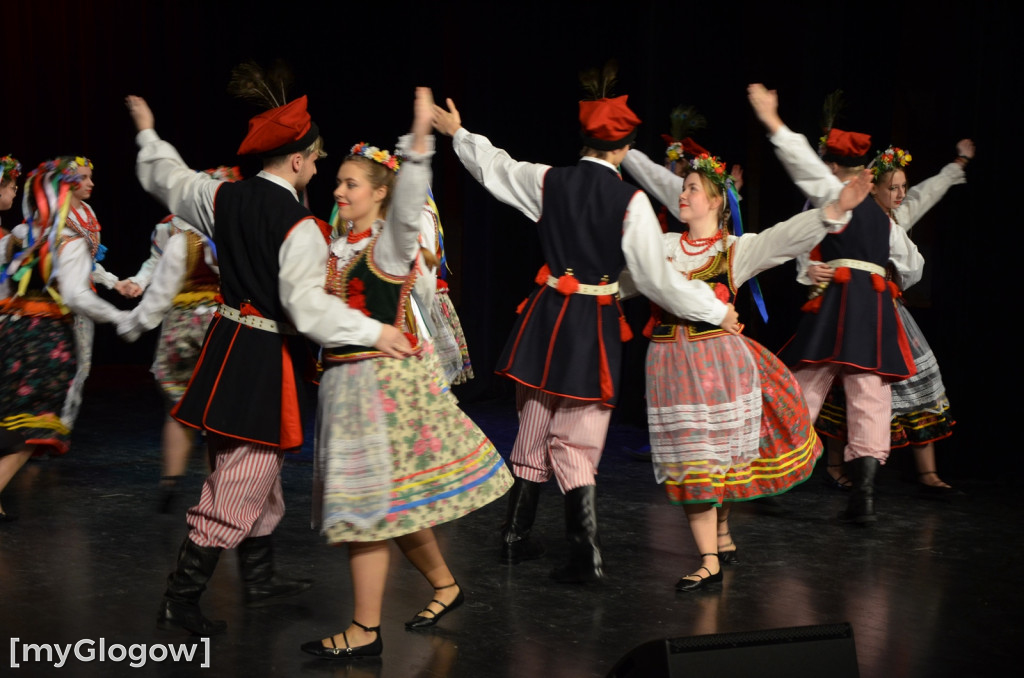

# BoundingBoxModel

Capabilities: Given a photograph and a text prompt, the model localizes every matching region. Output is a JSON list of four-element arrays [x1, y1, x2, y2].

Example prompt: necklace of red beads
[[679, 229, 723, 256], [346, 227, 372, 244]]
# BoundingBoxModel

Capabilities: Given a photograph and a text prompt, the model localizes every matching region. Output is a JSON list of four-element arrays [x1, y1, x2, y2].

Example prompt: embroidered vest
[[321, 236, 418, 363]]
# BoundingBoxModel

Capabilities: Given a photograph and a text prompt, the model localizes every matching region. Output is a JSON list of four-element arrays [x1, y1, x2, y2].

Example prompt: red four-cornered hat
[[237, 95, 320, 157], [824, 128, 872, 166], [579, 95, 642, 151]]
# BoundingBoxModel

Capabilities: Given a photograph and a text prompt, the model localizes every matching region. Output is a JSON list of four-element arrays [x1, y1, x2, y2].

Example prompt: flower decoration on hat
[[661, 105, 707, 164], [1, 155, 21, 183], [349, 142, 400, 172], [203, 165, 244, 182], [870, 146, 912, 179], [73, 156, 94, 170], [665, 142, 684, 162]]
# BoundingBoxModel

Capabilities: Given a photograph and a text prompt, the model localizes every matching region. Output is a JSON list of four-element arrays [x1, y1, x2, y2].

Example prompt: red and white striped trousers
[[185, 440, 286, 548], [510, 383, 612, 493], [793, 363, 892, 463]]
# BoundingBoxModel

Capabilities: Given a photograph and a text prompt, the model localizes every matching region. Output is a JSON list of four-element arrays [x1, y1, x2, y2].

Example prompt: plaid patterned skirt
[[646, 333, 821, 506]]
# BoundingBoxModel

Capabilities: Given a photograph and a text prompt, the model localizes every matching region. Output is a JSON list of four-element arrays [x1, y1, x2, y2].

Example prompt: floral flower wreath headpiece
[[688, 152, 730, 191], [1, 155, 21, 183], [348, 142, 400, 173], [50, 158, 86, 184], [870, 146, 912, 179], [73, 156, 94, 170]]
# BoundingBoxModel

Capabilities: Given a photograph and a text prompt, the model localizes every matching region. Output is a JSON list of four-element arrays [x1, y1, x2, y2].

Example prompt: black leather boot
[[500, 477, 545, 563], [550, 485, 605, 583], [839, 457, 881, 525], [156, 538, 227, 635], [237, 535, 313, 607]]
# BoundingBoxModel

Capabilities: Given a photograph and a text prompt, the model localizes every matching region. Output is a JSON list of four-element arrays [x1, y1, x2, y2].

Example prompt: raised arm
[[732, 170, 871, 284], [892, 139, 972, 231], [126, 96, 220, 234], [748, 84, 843, 207], [378, 88, 436, 270], [621, 148, 685, 219], [434, 97, 548, 222]]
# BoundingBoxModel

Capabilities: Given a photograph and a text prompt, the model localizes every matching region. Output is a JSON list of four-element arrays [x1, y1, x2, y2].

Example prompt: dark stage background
[[3, 1, 1016, 479]]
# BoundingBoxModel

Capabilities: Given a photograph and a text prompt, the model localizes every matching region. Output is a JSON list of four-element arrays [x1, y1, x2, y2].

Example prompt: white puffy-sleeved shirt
[[450, 127, 729, 326], [134, 127, 383, 349], [767, 125, 924, 287]]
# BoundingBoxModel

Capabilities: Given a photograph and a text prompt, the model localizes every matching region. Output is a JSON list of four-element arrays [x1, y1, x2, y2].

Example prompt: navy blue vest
[[782, 200, 914, 377], [212, 177, 312, 320], [173, 176, 315, 449], [496, 160, 638, 405]]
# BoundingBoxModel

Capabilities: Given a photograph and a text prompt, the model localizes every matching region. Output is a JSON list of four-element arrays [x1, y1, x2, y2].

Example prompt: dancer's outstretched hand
[[125, 95, 154, 132], [826, 169, 874, 220], [432, 98, 462, 137], [730, 164, 744, 193], [747, 84, 783, 134], [956, 138, 975, 160]]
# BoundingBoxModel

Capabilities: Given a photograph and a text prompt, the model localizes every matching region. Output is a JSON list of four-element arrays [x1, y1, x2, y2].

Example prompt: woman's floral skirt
[[315, 342, 512, 542], [1, 312, 77, 455]]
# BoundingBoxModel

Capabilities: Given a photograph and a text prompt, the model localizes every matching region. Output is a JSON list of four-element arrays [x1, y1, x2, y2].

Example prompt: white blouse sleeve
[[57, 238, 126, 325], [91, 262, 119, 290], [889, 226, 925, 290], [732, 208, 848, 286], [375, 134, 434, 276], [116, 232, 189, 342], [621, 191, 728, 325], [0, 233, 11, 299], [621, 149, 684, 221], [278, 220, 383, 349], [128, 219, 176, 290], [891, 162, 965, 232], [768, 125, 844, 208], [450, 127, 548, 222]]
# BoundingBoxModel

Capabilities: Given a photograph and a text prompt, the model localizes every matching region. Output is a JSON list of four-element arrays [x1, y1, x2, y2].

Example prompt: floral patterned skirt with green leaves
[[314, 342, 512, 543]]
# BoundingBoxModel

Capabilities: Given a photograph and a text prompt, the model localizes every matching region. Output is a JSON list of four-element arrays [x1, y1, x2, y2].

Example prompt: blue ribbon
[[727, 181, 769, 323]]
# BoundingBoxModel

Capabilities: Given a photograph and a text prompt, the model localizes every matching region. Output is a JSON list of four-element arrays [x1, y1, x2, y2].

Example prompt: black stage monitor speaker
[[608, 622, 859, 678]]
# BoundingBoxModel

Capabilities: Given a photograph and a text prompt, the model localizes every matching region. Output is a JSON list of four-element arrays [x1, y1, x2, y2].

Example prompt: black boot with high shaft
[[839, 457, 881, 525], [156, 538, 227, 635], [237, 535, 313, 607], [500, 477, 545, 564], [551, 485, 605, 584]]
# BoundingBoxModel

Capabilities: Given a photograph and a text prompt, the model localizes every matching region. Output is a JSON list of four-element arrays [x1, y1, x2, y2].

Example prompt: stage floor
[[1, 366, 1018, 677]]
